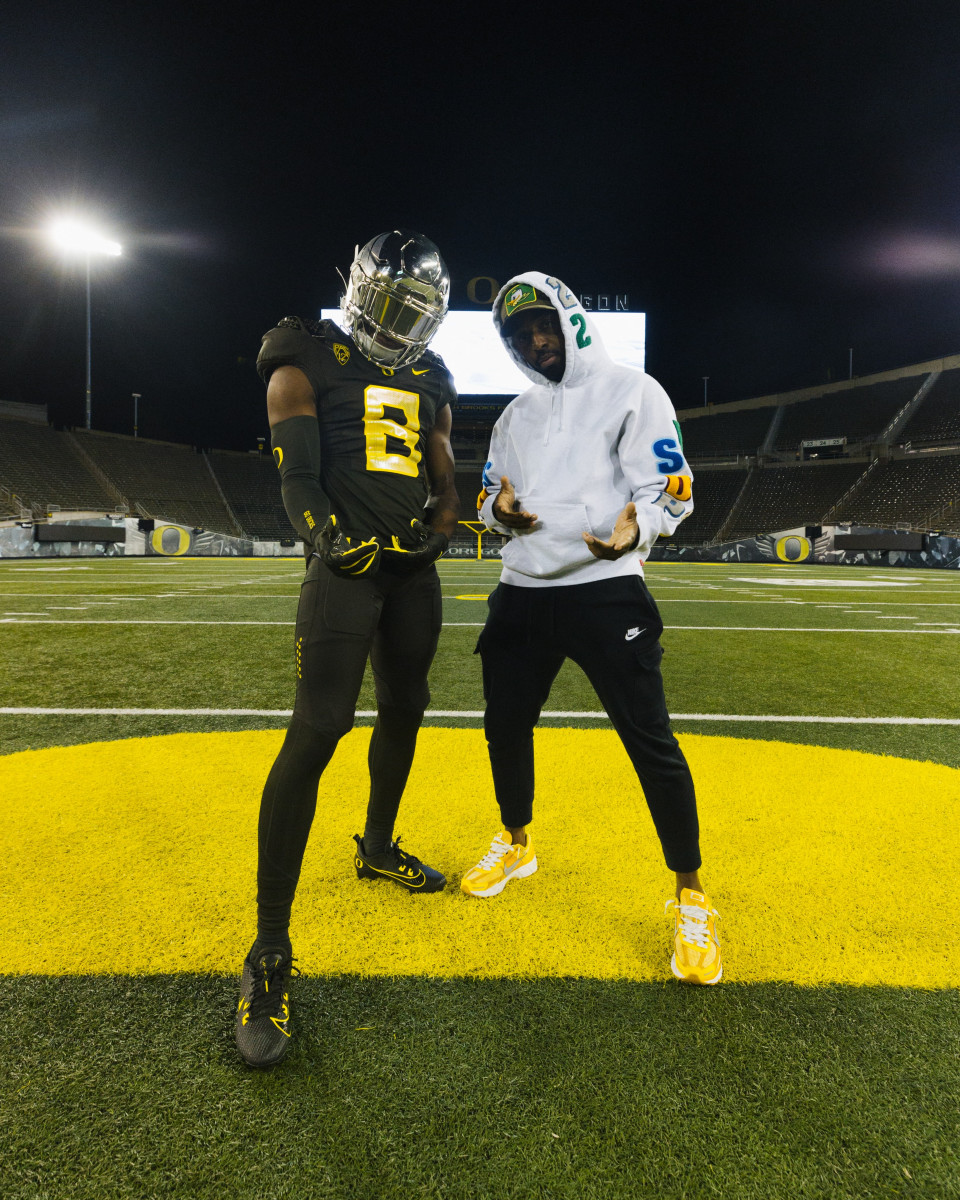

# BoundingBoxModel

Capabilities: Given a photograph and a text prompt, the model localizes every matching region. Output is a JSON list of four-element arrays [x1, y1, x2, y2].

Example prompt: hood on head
[[492, 271, 606, 388]]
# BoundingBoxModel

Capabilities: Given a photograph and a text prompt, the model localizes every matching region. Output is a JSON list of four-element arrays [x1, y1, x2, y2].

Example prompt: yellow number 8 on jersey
[[363, 385, 421, 477]]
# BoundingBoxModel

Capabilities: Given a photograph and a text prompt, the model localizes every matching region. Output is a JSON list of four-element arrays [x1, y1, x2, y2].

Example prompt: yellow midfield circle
[[2, 730, 956, 986]]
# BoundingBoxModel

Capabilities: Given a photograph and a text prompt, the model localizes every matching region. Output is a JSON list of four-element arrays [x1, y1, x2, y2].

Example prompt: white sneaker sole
[[462, 856, 538, 898], [670, 952, 723, 985]]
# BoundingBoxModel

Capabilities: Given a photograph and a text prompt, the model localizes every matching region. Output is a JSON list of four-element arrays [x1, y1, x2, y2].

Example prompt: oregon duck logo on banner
[[151, 525, 192, 556], [775, 534, 812, 562]]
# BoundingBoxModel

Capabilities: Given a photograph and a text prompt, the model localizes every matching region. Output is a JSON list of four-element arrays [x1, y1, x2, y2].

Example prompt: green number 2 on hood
[[570, 313, 592, 349]]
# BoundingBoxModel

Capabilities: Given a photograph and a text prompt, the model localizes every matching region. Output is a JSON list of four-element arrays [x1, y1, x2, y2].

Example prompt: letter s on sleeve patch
[[652, 438, 685, 473], [664, 474, 692, 502]]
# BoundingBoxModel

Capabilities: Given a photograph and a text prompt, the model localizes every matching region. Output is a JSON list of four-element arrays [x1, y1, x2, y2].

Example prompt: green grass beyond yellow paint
[[3, 729, 955, 987]]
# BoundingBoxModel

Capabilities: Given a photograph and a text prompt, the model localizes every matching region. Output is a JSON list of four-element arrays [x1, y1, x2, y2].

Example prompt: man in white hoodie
[[461, 273, 723, 986]]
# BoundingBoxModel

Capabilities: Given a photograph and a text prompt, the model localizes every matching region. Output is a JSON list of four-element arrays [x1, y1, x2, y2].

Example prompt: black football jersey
[[257, 317, 456, 545]]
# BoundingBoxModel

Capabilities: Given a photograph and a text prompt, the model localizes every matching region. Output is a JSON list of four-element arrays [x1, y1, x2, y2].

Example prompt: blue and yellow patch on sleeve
[[664, 474, 693, 502]]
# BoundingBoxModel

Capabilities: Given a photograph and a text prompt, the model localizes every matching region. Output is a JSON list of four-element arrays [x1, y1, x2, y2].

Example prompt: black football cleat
[[353, 834, 446, 893], [235, 947, 300, 1069]]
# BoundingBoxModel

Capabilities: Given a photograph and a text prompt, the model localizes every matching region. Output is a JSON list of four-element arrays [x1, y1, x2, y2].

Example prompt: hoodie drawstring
[[543, 386, 565, 444]]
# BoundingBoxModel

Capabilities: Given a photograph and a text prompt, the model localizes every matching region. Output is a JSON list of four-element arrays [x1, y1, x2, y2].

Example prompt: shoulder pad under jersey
[[276, 315, 324, 336], [257, 317, 341, 383], [416, 345, 447, 371], [420, 346, 457, 406]]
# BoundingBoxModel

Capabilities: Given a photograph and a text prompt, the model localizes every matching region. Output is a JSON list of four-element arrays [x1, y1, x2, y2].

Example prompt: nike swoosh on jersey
[[625, 627, 645, 641], [411, 368, 430, 375]]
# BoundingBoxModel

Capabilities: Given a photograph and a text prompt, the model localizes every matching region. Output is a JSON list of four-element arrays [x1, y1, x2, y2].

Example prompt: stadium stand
[[208, 451, 295, 540], [0, 417, 116, 512], [673, 468, 749, 544], [830, 453, 960, 532], [6, 353, 958, 547], [898, 368, 960, 446], [450, 399, 508, 463], [678, 406, 776, 460], [454, 470, 485, 517], [0, 488, 23, 518], [723, 461, 867, 540], [773, 377, 924, 452], [74, 431, 239, 533], [450, 431, 494, 463]]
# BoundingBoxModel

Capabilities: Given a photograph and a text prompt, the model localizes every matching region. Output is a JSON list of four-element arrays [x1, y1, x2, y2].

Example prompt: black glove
[[381, 519, 449, 574], [316, 515, 381, 577]]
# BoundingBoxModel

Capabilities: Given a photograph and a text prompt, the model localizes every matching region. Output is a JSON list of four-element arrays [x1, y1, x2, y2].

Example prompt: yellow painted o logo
[[467, 276, 499, 305], [775, 535, 811, 563], [151, 525, 192, 556]]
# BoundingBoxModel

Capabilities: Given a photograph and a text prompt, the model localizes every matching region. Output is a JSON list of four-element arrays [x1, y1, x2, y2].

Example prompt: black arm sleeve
[[271, 415, 331, 548]]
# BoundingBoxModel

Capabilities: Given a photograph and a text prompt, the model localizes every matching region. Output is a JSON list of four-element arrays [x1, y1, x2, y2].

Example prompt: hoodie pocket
[[503, 502, 598, 579]]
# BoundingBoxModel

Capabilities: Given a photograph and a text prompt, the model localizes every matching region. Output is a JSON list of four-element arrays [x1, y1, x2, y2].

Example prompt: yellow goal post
[[456, 520, 502, 561]]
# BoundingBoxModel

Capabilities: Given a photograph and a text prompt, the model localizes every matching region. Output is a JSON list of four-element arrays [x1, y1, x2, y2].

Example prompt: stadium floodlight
[[50, 219, 122, 259], [48, 218, 122, 430]]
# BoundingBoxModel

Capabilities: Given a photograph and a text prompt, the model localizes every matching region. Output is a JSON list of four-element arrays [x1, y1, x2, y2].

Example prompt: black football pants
[[256, 557, 442, 941], [477, 576, 701, 873]]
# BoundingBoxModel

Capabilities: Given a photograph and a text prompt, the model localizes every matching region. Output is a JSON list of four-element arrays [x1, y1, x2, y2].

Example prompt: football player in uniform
[[236, 231, 459, 1069], [462, 273, 723, 987]]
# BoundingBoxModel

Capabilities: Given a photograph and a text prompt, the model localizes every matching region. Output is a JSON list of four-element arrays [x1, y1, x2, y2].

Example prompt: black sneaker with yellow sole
[[235, 947, 300, 1069], [353, 834, 446, 893]]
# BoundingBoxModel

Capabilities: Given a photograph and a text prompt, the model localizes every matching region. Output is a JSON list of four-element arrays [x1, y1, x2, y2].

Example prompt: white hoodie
[[480, 272, 694, 587]]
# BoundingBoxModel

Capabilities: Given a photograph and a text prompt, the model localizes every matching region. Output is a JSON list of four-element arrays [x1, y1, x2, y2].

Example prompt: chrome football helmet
[[341, 230, 450, 368]]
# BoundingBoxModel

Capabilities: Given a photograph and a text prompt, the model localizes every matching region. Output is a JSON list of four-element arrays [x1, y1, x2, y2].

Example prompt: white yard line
[[811, 601, 960, 608], [3, 591, 958, 605], [0, 593, 298, 599], [2, 619, 960, 633], [1, 707, 958, 725], [662, 625, 960, 633], [0, 575, 288, 586], [0, 619, 291, 625]]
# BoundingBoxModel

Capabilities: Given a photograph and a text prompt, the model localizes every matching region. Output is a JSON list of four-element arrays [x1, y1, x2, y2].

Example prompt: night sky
[[3, 1, 960, 451]]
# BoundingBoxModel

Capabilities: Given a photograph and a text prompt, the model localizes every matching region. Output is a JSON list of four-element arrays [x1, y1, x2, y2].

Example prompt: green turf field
[[2, 557, 958, 1199]]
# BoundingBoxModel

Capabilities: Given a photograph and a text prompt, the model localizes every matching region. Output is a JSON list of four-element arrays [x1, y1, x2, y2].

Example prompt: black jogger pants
[[477, 575, 701, 873]]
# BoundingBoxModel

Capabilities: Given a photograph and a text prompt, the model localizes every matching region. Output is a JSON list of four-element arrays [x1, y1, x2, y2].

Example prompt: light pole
[[132, 393, 141, 437], [703, 376, 709, 407], [49, 219, 122, 430]]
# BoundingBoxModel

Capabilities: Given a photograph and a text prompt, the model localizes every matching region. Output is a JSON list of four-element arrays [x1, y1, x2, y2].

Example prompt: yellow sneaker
[[665, 888, 723, 984], [461, 831, 537, 898]]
